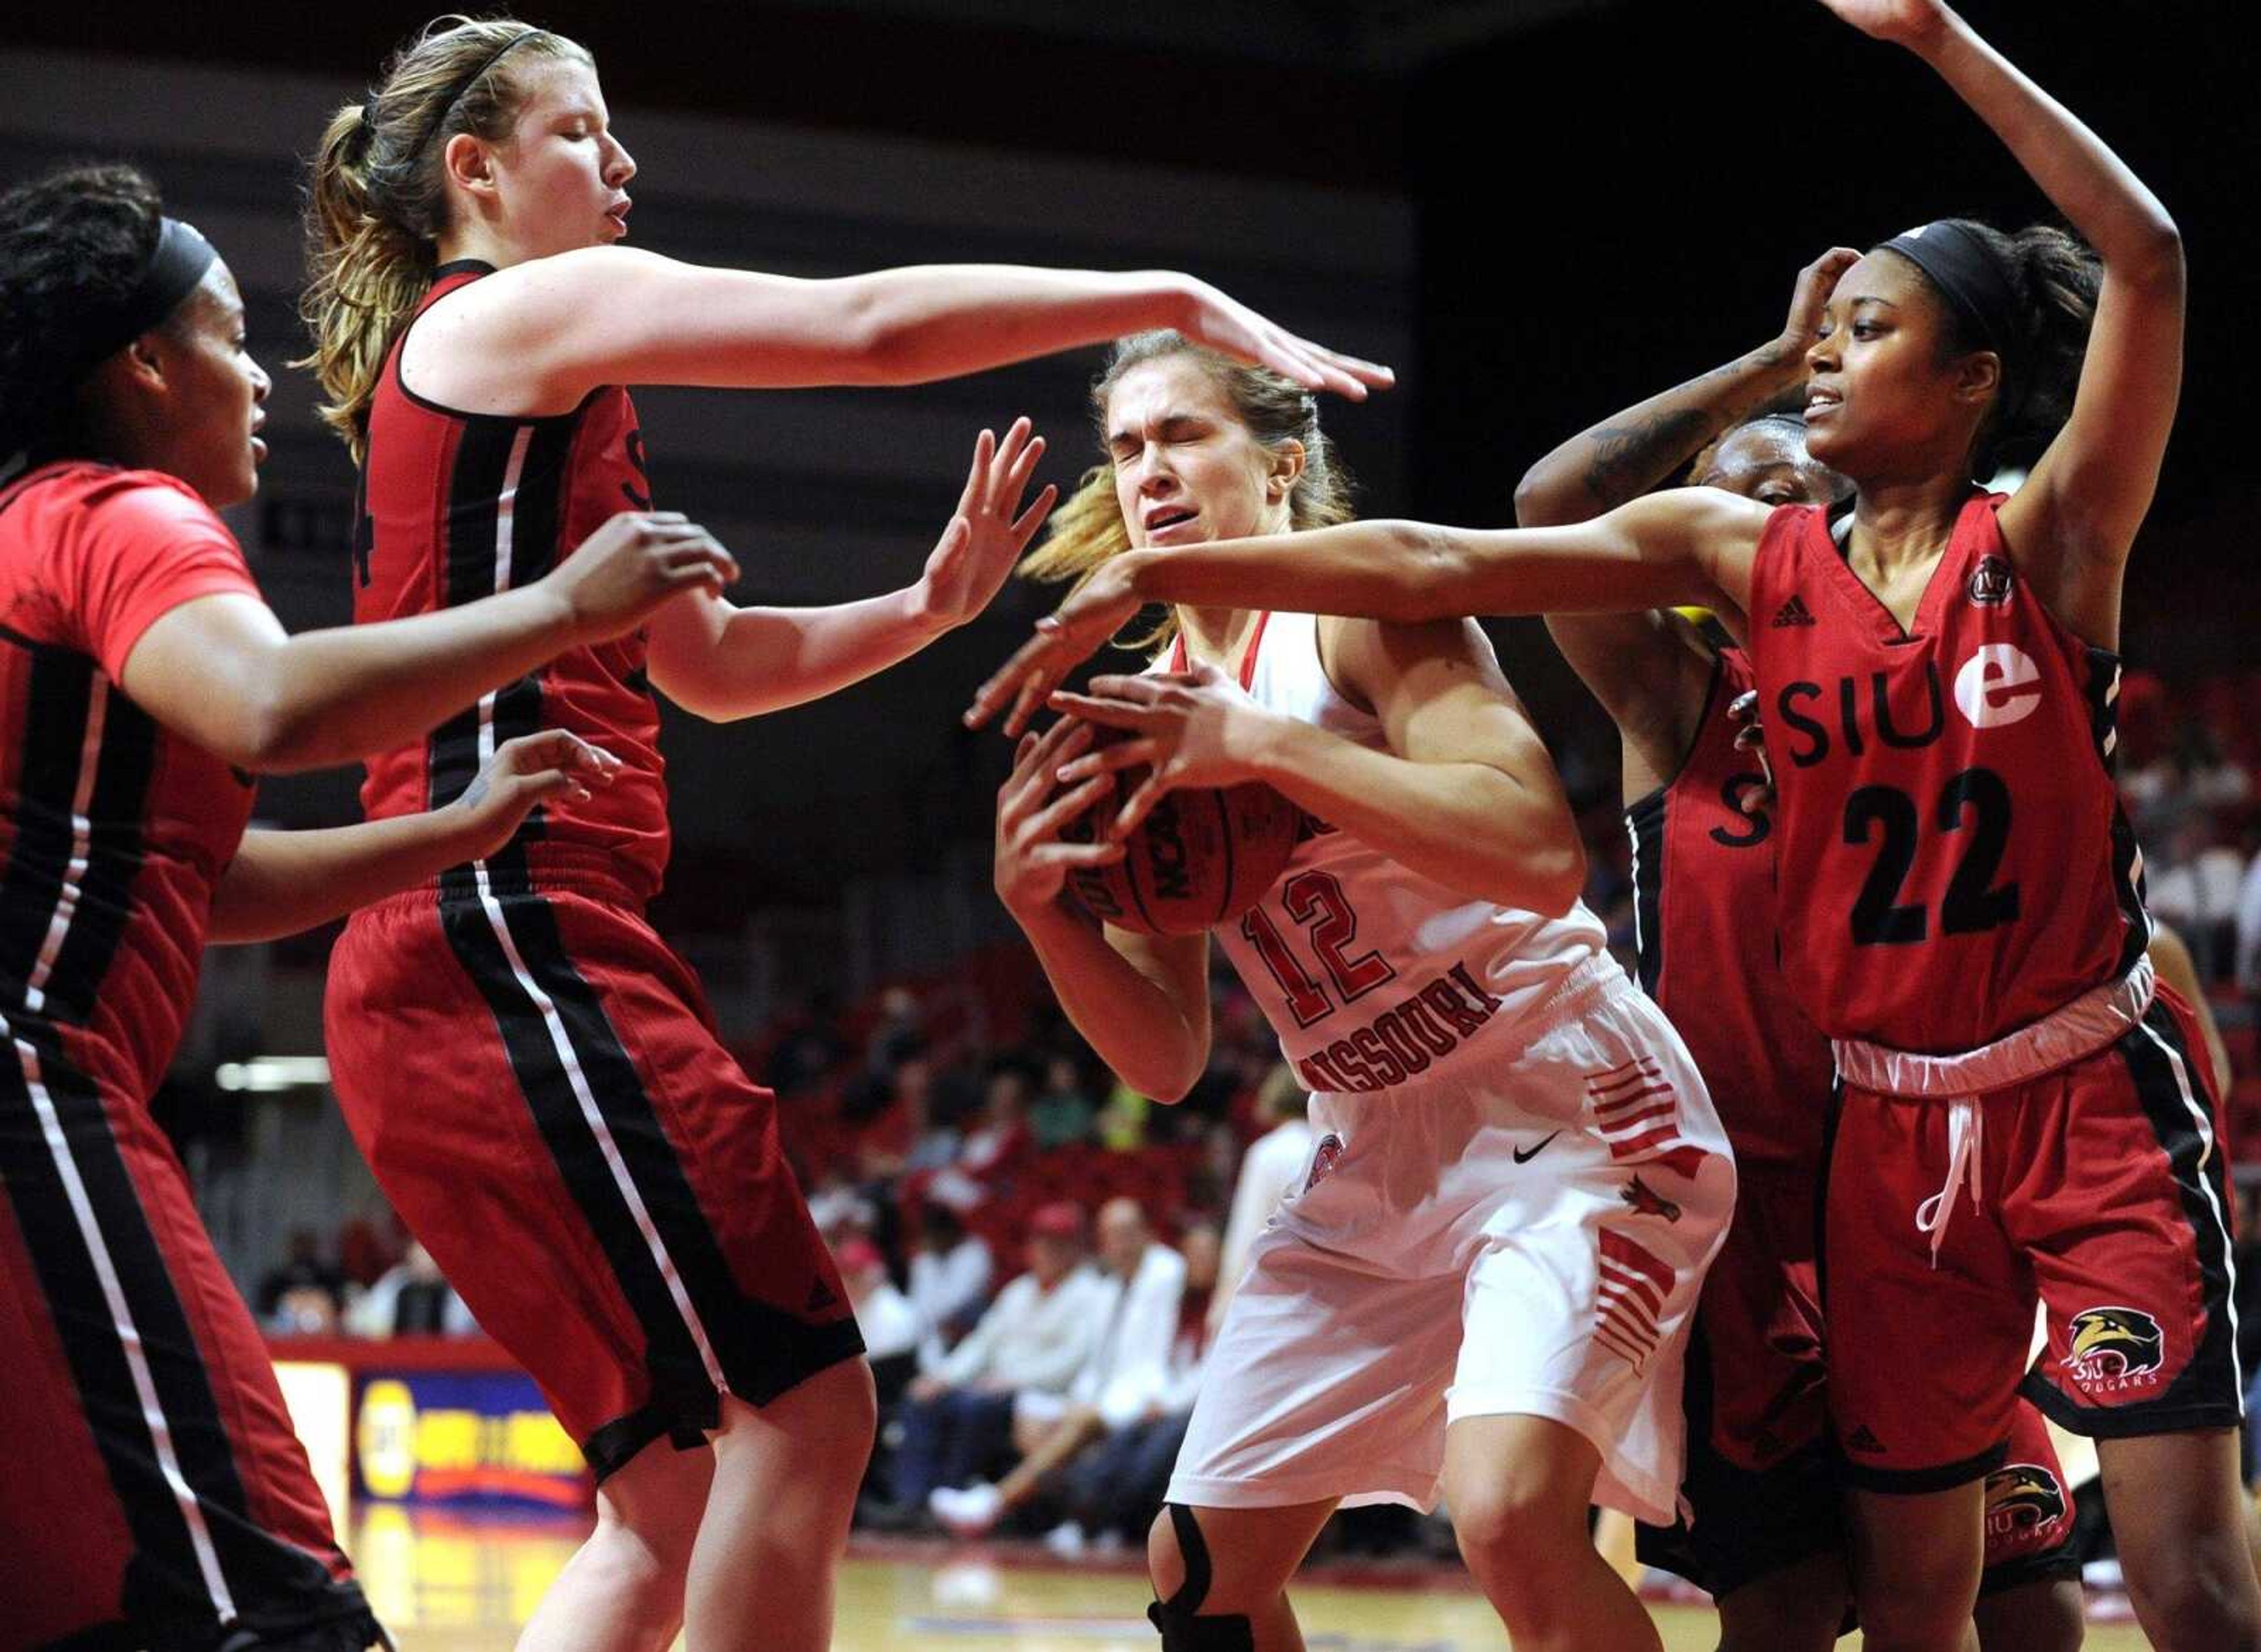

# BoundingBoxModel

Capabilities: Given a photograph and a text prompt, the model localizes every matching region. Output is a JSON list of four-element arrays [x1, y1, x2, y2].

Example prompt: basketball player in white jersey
[[992, 330, 1733, 1652]]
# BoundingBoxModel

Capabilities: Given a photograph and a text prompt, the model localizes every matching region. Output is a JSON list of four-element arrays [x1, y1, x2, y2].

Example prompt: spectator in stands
[[1047, 1221, 1222, 1556], [923, 1060, 1035, 1216], [909, 1202, 994, 1369], [875, 1202, 1108, 1526], [256, 1228, 347, 1323], [930, 1197, 1187, 1535], [1030, 1053, 1098, 1149], [837, 1238, 921, 1408], [345, 1239, 475, 1337], [1211, 1066, 1312, 1336]]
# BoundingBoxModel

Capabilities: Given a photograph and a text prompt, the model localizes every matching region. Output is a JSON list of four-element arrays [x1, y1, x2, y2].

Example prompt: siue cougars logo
[[1984, 1464, 2067, 1533], [1302, 1133, 1345, 1194], [1619, 1175, 1682, 1223], [2066, 1306, 2164, 1382]]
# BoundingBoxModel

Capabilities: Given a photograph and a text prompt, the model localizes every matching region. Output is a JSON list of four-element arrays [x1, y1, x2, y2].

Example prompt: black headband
[[412, 27, 541, 158], [1879, 220, 2018, 355], [67, 215, 218, 387]]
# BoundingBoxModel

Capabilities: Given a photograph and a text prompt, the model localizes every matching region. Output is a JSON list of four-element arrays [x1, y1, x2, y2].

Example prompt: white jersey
[[1175, 612, 1612, 1094]]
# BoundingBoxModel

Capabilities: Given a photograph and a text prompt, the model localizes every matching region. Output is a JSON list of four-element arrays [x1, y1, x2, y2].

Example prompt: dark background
[[12, 0, 2256, 905]]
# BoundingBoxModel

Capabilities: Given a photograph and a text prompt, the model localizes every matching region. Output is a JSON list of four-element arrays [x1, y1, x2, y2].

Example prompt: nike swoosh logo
[[1512, 1131, 1561, 1165]]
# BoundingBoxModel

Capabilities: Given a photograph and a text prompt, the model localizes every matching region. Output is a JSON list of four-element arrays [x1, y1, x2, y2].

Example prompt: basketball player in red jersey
[[995, 331, 1732, 1652], [975, 4, 2253, 1648], [0, 164, 731, 1652], [297, 18, 1383, 1652], [1520, 252, 2081, 1652]]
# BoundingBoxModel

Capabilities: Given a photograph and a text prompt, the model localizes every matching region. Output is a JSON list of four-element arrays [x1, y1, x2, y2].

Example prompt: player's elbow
[[2115, 214, 2184, 295], [1382, 522, 1476, 623], [226, 689, 329, 775], [1512, 836, 1587, 920], [1510, 472, 1572, 529]]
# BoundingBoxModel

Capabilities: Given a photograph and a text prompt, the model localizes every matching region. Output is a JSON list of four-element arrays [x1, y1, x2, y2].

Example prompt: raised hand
[[993, 717, 1124, 917], [1179, 280, 1395, 402], [450, 729, 621, 860], [1047, 663, 1275, 837], [1781, 247, 1864, 357], [964, 553, 1148, 736], [545, 511, 740, 644], [914, 419, 1059, 631], [1812, 0, 1954, 51]]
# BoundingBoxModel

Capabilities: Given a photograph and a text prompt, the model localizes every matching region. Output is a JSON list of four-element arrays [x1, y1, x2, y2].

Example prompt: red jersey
[[0, 463, 261, 1093], [1628, 648, 1835, 1172], [1747, 495, 2146, 1053], [357, 260, 668, 895]]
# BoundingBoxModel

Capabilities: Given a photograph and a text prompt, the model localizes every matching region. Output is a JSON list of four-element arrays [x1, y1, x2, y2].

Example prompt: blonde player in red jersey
[[974, 5, 2253, 1650], [993, 330, 1732, 1652], [296, 16, 1388, 1652]]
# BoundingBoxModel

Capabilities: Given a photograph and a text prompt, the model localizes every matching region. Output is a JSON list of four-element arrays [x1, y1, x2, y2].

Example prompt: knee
[[2123, 1542, 2261, 1651], [1855, 1555, 1977, 1645], [1449, 1475, 1587, 1585]]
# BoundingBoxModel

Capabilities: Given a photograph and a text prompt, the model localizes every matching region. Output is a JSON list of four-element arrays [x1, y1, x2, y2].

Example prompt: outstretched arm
[[208, 732, 613, 942], [1824, 0, 2182, 634], [967, 488, 1767, 737], [124, 513, 734, 774], [647, 422, 1055, 721], [1054, 620, 1585, 914], [415, 253, 1393, 414]]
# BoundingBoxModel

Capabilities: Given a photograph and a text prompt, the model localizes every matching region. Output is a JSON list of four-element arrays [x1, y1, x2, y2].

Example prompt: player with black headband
[[1519, 254, 2084, 1652], [976, 4, 2254, 1648], [0, 164, 731, 1651]]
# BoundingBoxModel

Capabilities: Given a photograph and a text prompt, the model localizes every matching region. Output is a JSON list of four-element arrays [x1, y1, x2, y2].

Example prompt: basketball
[[1060, 723, 1300, 936]]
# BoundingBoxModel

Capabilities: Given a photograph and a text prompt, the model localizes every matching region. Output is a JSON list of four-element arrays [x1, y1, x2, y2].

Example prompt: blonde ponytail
[[293, 16, 591, 462]]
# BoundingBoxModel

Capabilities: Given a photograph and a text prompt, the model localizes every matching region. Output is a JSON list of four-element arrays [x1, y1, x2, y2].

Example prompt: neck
[[1847, 470, 1974, 580], [1175, 604, 1261, 667], [435, 222, 539, 272]]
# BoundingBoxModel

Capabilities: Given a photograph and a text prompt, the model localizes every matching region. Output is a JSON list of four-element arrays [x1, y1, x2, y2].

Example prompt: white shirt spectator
[[2237, 851, 2261, 995], [934, 1263, 1109, 1395], [856, 1277, 923, 1364], [910, 1233, 994, 1372], [1074, 1242, 1188, 1428]]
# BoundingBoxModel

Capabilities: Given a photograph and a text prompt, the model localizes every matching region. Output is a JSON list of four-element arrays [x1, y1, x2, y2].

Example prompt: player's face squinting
[[156, 261, 271, 511], [489, 58, 636, 258], [1104, 356, 1299, 552], [1804, 251, 1988, 483]]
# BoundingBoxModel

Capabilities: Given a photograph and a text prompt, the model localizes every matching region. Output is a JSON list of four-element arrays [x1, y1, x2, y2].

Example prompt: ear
[[440, 129, 499, 205], [1953, 348, 2003, 411], [1264, 438, 1308, 504], [117, 332, 172, 396]]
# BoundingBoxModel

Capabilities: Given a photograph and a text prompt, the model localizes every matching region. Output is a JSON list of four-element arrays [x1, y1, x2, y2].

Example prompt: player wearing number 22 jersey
[[1750, 495, 2237, 1486], [1161, 614, 1733, 1526]]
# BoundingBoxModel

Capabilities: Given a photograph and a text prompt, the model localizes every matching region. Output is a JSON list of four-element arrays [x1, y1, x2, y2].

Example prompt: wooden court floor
[[351, 1507, 2149, 1650]]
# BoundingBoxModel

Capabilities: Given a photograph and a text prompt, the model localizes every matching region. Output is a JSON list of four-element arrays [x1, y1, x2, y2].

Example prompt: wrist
[[1233, 707, 1301, 782], [1151, 271, 1204, 333], [902, 578, 957, 637], [526, 578, 587, 649], [1749, 334, 1812, 382]]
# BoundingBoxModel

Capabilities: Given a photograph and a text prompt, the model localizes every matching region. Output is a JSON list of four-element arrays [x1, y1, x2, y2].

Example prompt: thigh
[[2011, 1001, 2241, 1441], [1168, 1222, 1464, 1512], [0, 1044, 369, 1651], [1826, 1086, 2031, 1488], [1979, 1399, 2082, 1599]]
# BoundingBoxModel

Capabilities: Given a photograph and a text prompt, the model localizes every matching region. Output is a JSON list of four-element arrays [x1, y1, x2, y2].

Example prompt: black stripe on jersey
[[438, 889, 860, 1472], [2021, 1000, 2243, 1438], [1627, 788, 1666, 998], [0, 648, 92, 996], [1210, 790, 1235, 930], [2079, 646, 2151, 981], [0, 1023, 342, 1632], [426, 419, 525, 815], [41, 695, 157, 1024]]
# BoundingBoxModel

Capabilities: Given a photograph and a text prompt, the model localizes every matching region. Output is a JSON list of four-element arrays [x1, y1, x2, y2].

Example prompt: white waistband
[[1831, 956, 2155, 1102]]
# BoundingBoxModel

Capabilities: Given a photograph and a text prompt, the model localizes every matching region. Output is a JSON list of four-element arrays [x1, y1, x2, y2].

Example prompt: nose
[[250, 357, 271, 401], [1805, 331, 1836, 377], [606, 135, 636, 188]]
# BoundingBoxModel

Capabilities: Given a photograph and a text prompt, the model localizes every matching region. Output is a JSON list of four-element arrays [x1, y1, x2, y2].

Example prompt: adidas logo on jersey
[[1770, 595, 1817, 628], [1846, 1424, 1886, 1454]]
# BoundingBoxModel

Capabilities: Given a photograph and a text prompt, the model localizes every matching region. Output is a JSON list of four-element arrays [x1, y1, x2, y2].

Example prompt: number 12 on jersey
[[1241, 870, 1397, 1028]]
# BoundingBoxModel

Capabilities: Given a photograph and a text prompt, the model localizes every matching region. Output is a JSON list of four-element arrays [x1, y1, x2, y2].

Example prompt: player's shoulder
[[9, 462, 226, 543]]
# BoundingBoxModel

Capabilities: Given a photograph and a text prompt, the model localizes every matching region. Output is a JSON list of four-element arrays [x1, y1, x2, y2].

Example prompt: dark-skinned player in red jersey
[[296, 18, 1388, 1652], [0, 164, 731, 1652], [973, 4, 2254, 1649], [1520, 251, 2083, 1652]]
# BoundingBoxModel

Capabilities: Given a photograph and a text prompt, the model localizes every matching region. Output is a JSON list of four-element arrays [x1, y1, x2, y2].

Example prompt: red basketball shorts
[[1824, 970, 2239, 1490], [0, 1020, 374, 1652], [324, 853, 863, 1480], [1638, 1160, 2077, 1598]]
